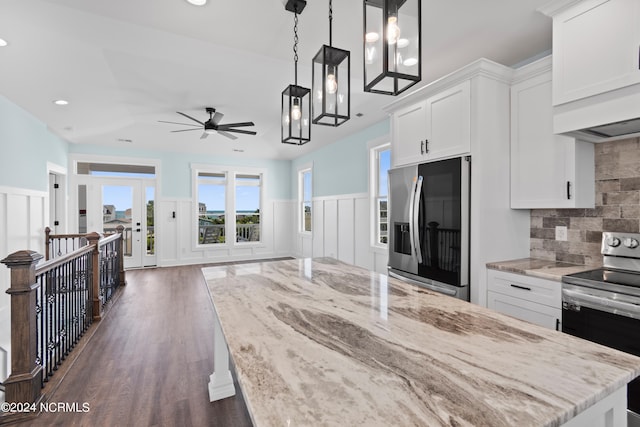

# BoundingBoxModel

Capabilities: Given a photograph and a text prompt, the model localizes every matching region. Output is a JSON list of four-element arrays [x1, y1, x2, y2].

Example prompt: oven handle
[[563, 288, 640, 319]]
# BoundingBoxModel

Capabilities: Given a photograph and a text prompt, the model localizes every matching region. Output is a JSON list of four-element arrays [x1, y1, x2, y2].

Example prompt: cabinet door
[[425, 80, 471, 160], [510, 70, 595, 208], [488, 291, 562, 330], [552, 0, 640, 105], [392, 100, 428, 167]]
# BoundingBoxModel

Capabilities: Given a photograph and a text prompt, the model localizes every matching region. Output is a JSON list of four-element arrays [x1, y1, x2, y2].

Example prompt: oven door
[[562, 287, 640, 424]]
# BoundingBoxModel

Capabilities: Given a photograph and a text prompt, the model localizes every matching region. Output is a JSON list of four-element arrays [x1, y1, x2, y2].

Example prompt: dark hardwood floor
[[14, 264, 253, 427]]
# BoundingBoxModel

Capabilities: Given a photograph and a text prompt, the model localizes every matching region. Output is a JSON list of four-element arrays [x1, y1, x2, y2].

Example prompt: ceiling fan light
[[205, 128, 216, 134]]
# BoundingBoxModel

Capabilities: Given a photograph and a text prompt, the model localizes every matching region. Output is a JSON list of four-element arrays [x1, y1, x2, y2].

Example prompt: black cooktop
[[563, 268, 640, 289]]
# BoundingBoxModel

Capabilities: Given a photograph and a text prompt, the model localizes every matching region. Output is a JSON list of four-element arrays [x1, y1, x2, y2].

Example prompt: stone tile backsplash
[[530, 138, 640, 266]]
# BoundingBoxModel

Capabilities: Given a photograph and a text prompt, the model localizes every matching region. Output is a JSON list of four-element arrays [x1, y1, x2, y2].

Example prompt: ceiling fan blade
[[200, 132, 209, 139], [223, 129, 257, 135], [217, 122, 255, 129], [158, 120, 201, 127], [176, 111, 205, 125], [171, 128, 202, 133], [217, 131, 238, 140], [212, 112, 224, 125]]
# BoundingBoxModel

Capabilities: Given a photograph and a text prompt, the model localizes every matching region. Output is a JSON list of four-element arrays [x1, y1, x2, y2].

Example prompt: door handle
[[425, 139, 429, 154], [420, 141, 425, 155], [413, 176, 423, 264]]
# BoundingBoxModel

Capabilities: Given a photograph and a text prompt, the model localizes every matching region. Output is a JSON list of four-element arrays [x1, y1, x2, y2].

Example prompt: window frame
[[368, 139, 391, 250], [192, 164, 265, 250], [298, 164, 313, 235]]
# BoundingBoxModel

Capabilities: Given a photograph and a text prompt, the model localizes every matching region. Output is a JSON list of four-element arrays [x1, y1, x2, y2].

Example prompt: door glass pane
[[302, 170, 312, 232], [78, 185, 87, 233], [198, 174, 226, 244], [146, 186, 155, 255], [103, 186, 133, 256], [235, 175, 260, 242]]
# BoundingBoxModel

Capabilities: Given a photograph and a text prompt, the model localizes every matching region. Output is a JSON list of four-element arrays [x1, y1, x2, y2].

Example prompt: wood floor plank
[[11, 264, 253, 427]]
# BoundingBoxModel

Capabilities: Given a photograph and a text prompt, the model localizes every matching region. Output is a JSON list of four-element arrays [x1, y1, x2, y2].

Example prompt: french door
[[98, 179, 156, 269]]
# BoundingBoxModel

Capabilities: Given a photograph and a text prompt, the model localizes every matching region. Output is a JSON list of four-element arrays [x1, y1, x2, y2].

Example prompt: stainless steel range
[[562, 231, 640, 426]]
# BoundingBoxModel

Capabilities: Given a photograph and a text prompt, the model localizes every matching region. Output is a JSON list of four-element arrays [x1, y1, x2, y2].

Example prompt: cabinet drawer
[[487, 291, 562, 330], [487, 269, 561, 309]]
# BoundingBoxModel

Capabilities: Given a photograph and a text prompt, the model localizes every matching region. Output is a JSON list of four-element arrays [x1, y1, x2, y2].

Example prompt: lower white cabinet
[[487, 269, 562, 330]]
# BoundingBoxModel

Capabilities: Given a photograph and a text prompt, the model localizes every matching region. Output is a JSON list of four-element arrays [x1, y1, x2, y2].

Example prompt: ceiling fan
[[159, 107, 256, 140]]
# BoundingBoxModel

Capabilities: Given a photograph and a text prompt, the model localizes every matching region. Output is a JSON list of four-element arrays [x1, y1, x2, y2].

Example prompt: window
[[370, 143, 391, 246], [299, 168, 312, 233], [195, 167, 263, 246], [198, 172, 227, 245], [235, 175, 261, 242]]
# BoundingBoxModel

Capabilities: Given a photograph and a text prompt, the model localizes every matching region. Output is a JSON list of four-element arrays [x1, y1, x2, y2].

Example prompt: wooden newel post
[[116, 225, 126, 287], [86, 232, 102, 321], [1, 250, 44, 404]]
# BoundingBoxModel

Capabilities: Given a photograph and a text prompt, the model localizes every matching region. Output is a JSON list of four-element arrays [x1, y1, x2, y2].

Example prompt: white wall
[[0, 185, 49, 398], [293, 193, 388, 275]]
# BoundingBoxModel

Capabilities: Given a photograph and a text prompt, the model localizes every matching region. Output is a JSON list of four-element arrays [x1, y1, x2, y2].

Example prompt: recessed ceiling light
[[53, 99, 69, 106], [397, 38, 409, 48], [403, 57, 418, 67], [187, 0, 207, 5], [0, 39, 8, 47]]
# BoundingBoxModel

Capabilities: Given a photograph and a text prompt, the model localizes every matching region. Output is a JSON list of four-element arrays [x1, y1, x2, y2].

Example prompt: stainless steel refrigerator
[[387, 156, 470, 300]]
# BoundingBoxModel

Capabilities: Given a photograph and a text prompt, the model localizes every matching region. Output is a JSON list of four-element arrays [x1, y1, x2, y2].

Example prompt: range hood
[[573, 118, 640, 141], [554, 81, 640, 143]]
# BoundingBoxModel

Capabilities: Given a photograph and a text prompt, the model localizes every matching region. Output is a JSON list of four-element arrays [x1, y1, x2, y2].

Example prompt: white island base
[[207, 309, 235, 402]]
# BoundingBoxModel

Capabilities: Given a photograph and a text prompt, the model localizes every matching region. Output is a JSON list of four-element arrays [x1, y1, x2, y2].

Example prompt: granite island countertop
[[203, 257, 640, 427], [486, 257, 596, 281]]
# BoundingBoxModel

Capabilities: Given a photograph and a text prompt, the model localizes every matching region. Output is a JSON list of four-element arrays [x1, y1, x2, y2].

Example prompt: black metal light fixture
[[363, 0, 421, 96], [312, 0, 350, 127], [282, 0, 311, 145]]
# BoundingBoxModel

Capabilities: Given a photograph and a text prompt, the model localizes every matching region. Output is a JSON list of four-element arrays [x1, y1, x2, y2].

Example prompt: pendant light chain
[[328, 0, 333, 47], [293, 10, 299, 86]]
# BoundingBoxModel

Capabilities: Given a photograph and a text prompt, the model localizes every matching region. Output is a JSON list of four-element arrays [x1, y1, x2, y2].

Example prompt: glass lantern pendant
[[282, 0, 311, 145], [363, 0, 421, 96], [312, 0, 350, 127]]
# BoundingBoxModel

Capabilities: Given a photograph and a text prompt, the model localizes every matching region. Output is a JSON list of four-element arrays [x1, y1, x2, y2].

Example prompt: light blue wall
[[0, 96, 68, 191], [68, 144, 292, 200], [291, 119, 390, 198]]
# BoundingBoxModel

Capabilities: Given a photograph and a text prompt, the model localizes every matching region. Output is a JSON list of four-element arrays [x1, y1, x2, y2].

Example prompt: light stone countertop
[[203, 257, 640, 427], [486, 257, 596, 281]]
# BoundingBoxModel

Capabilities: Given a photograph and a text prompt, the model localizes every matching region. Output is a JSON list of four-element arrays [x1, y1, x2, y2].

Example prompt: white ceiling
[[0, 0, 552, 160]]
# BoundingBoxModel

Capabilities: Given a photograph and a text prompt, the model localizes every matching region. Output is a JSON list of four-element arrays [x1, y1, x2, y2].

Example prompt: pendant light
[[312, 0, 350, 126], [282, 0, 311, 145], [363, 0, 421, 96]]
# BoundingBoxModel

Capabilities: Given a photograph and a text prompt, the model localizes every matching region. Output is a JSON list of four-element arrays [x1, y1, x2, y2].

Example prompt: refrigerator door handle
[[408, 177, 418, 261], [413, 176, 423, 264]]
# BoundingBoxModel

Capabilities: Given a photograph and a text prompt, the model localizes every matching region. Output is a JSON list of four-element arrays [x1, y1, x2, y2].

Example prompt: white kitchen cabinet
[[510, 57, 595, 209], [390, 80, 471, 167], [541, 0, 640, 106], [392, 100, 428, 167], [487, 269, 562, 330]]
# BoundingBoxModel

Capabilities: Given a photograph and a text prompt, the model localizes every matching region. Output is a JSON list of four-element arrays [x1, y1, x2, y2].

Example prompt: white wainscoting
[[156, 199, 295, 267], [294, 193, 388, 275], [0, 186, 49, 395]]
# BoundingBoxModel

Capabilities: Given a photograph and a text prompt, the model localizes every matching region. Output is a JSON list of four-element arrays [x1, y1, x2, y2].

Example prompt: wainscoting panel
[[312, 200, 324, 258], [324, 200, 338, 259], [157, 198, 294, 267], [337, 199, 355, 265], [299, 193, 388, 274], [0, 186, 49, 393], [354, 198, 373, 271]]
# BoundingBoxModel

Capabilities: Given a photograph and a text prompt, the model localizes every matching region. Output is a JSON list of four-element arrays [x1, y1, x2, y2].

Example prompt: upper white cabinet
[[390, 80, 471, 167], [541, 0, 640, 106], [510, 57, 595, 209]]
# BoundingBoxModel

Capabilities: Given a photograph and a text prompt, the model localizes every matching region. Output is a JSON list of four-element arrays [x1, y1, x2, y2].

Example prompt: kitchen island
[[202, 258, 640, 427]]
